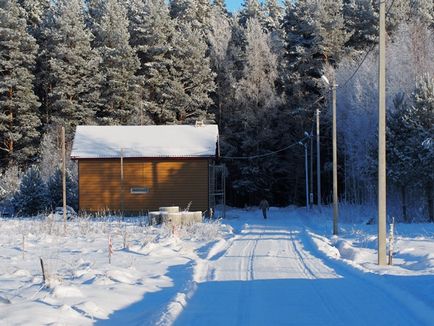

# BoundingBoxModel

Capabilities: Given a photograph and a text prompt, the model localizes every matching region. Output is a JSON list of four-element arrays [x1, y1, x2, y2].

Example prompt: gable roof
[[71, 125, 219, 159]]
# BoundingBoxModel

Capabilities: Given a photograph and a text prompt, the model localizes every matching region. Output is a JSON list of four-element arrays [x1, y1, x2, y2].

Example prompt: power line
[[341, 0, 397, 89], [221, 135, 310, 160], [221, 96, 324, 160]]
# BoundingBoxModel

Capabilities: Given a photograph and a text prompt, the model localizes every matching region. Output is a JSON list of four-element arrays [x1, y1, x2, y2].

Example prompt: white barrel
[[149, 211, 161, 225], [159, 206, 179, 213], [182, 212, 195, 226], [193, 211, 203, 223], [167, 212, 182, 227]]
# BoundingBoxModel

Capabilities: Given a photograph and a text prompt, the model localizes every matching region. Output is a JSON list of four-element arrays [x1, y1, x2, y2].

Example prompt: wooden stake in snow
[[62, 126, 67, 233], [22, 234, 25, 260], [108, 235, 113, 264], [40, 257, 46, 284]]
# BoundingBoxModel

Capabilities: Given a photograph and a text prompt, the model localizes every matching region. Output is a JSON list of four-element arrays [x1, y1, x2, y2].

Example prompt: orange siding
[[79, 159, 209, 213]]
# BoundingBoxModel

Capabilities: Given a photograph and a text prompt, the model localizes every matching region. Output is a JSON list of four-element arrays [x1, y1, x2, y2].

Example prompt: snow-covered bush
[[13, 166, 49, 216]]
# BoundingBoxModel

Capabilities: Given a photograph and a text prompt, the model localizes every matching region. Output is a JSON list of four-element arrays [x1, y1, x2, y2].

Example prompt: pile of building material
[[148, 206, 202, 226]]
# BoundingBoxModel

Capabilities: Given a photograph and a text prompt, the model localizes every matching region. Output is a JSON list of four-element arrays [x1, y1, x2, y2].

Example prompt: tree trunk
[[401, 185, 408, 222], [426, 181, 433, 222]]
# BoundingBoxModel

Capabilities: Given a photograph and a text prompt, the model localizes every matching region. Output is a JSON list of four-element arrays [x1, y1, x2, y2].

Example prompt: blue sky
[[225, 0, 244, 12]]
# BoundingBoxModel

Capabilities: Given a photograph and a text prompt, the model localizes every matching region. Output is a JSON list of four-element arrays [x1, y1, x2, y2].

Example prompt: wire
[[340, 0, 397, 89], [221, 96, 324, 160], [221, 136, 310, 160]]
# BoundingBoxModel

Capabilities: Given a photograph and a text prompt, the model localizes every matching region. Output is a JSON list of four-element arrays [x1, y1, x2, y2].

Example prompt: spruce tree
[[14, 165, 49, 216], [0, 0, 41, 168], [47, 168, 78, 211], [38, 0, 101, 136], [409, 75, 434, 221], [386, 93, 415, 222], [263, 0, 283, 32], [91, 0, 141, 125]]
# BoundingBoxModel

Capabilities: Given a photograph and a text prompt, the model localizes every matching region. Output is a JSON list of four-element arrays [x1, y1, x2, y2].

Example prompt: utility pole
[[120, 148, 124, 212], [316, 109, 321, 212], [303, 142, 309, 211], [310, 132, 314, 209], [378, 0, 387, 265], [332, 82, 338, 235], [61, 127, 66, 233]]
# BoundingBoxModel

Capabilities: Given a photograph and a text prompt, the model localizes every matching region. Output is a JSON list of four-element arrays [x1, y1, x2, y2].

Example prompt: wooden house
[[71, 125, 219, 214]]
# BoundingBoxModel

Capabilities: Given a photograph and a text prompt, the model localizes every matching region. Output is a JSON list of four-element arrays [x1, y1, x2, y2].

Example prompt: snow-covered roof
[[71, 125, 219, 159]]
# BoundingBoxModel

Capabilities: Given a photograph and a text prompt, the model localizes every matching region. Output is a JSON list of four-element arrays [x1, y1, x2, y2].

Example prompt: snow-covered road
[[174, 216, 431, 326]]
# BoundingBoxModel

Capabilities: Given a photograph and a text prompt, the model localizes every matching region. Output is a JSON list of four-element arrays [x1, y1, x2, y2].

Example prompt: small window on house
[[130, 187, 150, 194]]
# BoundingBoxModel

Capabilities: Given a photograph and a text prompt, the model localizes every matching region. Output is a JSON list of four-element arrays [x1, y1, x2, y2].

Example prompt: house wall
[[78, 158, 209, 213]]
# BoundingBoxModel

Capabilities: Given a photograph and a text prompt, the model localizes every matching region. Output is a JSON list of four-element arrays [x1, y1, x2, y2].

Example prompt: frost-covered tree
[[38, 126, 61, 182], [0, 0, 41, 168], [213, 0, 229, 15], [127, 0, 178, 124], [208, 3, 233, 124], [282, 0, 324, 118], [409, 75, 434, 221], [170, 0, 212, 33], [47, 167, 78, 210], [128, 0, 214, 124], [91, 0, 141, 125], [171, 22, 216, 123], [13, 165, 49, 215], [222, 18, 282, 201], [38, 0, 101, 136], [17, 0, 50, 35], [263, 0, 283, 32], [317, 0, 348, 65], [0, 165, 21, 202], [386, 93, 415, 221], [343, 0, 378, 51], [238, 0, 265, 28]]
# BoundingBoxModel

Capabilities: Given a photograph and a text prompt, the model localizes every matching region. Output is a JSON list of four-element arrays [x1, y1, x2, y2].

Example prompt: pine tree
[[317, 0, 348, 65], [128, 0, 214, 124], [0, 0, 41, 168], [208, 2, 233, 124], [238, 0, 265, 28], [17, 0, 50, 35], [38, 0, 101, 136], [127, 0, 178, 124], [91, 0, 141, 125], [172, 22, 216, 123], [213, 0, 230, 16], [13, 165, 49, 216], [223, 18, 282, 201], [282, 0, 324, 114], [170, 0, 212, 33], [343, 0, 378, 51]]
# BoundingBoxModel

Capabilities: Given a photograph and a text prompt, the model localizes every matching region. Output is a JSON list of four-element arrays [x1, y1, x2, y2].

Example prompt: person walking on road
[[259, 199, 269, 219]]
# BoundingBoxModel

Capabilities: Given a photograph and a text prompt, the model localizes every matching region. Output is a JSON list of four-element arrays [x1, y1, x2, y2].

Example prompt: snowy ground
[[1, 207, 434, 325]]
